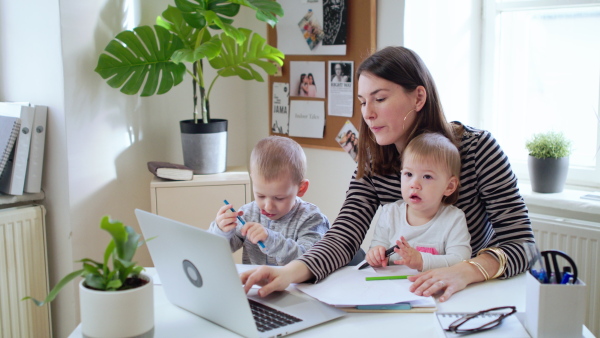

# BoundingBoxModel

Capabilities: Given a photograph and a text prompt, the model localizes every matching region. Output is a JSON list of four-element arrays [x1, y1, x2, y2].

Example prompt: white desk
[[69, 267, 594, 337]]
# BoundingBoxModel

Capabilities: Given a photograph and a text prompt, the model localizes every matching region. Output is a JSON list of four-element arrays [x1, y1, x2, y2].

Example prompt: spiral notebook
[[435, 311, 530, 337]]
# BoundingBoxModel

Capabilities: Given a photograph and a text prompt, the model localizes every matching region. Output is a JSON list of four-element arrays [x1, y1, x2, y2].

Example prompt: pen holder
[[525, 272, 587, 338]]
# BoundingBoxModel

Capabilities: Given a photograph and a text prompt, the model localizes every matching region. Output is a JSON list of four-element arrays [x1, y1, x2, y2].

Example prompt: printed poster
[[277, 0, 348, 55], [328, 61, 354, 117], [272, 82, 290, 134]]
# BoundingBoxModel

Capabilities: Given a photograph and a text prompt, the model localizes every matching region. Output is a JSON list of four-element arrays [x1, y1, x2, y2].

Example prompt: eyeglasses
[[445, 306, 517, 334]]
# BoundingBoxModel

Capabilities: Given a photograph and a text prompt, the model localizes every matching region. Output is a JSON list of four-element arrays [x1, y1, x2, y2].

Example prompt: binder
[[0, 105, 35, 195], [0, 116, 21, 175], [24, 105, 48, 193]]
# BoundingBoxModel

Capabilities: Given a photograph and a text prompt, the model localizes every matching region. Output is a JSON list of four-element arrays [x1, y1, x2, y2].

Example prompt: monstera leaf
[[209, 28, 284, 82], [174, 0, 283, 45], [94, 25, 187, 96]]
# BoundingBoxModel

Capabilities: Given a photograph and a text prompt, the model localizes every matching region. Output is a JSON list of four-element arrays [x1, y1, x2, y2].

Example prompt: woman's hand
[[408, 254, 499, 301], [240, 261, 313, 297], [408, 262, 473, 302]]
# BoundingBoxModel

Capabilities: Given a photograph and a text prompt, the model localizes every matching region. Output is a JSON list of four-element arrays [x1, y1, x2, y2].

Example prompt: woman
[[332, 63, 349, 83], [241, 46, 534, 302]]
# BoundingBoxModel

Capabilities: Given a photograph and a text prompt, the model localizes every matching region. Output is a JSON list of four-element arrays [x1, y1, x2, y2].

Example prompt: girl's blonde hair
[[250, 136, 307, 184], [403, 132, 461, 205]]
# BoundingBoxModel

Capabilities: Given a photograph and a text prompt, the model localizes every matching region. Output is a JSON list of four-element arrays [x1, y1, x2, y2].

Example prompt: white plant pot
[[79, 273, 154, 337]]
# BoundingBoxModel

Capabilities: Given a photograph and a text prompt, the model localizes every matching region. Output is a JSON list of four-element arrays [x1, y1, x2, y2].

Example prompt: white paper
[[271, 82, 290, 134], [277, 0, 347, 55], [295, 266, 433, 306], [328, 61, 354, 117], [289, 101, 325, 138]]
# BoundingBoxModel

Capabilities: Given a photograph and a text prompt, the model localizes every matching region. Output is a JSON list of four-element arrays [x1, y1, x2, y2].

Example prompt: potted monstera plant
[[526, 131, 572, 193], [23, 216, 154, 337], [95, 0, 284, 174]]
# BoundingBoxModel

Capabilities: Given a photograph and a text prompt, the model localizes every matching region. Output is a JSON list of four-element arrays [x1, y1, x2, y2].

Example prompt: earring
[[403, 109, 416, 131]]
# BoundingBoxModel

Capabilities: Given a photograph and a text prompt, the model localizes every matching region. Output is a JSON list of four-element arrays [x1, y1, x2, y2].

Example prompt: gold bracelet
[[477, 247, 507, 279], [464, 260, 489, 281]]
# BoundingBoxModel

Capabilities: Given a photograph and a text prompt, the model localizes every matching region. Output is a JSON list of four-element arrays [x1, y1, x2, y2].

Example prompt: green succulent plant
[[23, 216, 151, 306], [526, 131, 572, 159], [94, 0, 284, 124]]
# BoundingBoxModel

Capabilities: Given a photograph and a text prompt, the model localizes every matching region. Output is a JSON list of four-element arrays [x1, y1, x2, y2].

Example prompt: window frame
[[480, 0, 600, 188]]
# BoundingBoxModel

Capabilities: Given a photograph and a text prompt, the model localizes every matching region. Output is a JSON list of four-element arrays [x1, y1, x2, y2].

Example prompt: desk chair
[[346, 248, 366, 266]]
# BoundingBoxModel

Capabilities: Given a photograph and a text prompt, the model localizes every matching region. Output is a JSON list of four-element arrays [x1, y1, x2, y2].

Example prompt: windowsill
[[518, 181, 600, 223]]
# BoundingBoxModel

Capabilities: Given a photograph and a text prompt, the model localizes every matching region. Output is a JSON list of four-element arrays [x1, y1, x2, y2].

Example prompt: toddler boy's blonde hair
[[250, 136, 307, 184], [402, 132, 461, 204]]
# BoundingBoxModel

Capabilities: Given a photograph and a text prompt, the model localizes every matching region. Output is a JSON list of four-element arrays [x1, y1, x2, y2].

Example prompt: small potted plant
[[23, 216, 154, 337], [94, 0, 284, 175], [526, 131, 572, 193]]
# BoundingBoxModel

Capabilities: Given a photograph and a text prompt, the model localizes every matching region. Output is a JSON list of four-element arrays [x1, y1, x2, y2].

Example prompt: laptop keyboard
[[248, 299, 303, 332]]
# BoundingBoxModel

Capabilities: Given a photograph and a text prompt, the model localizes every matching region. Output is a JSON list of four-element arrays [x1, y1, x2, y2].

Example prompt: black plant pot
[[180, 119, 228, 175], [528, 156, 569, 193]]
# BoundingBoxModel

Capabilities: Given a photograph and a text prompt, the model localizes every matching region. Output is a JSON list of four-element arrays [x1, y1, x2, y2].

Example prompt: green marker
[[365, 275, 412, 281]]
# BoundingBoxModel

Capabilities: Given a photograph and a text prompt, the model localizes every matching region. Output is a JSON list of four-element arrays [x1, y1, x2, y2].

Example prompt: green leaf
[[175, 0, 241, 30], [122, 226, 141, 262], [85, 274, 108, 290], [94, 25, 187, 96], [22, 269, 85, 306], [157, 5, 200, 50], [209, 28, 284, 81], [230, 0, 284, 27], [106, 279, 123, 291], [172, 34, 222, 64], [100, 216, 128, 258]]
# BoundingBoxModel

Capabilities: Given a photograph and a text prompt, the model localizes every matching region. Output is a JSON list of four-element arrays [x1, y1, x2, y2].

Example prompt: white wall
[[0, 1, 404, 336]]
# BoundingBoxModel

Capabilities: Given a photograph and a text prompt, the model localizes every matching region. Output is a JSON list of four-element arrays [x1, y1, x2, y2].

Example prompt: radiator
[[530, 212, 600, 337], [0, 205, 51, 338]]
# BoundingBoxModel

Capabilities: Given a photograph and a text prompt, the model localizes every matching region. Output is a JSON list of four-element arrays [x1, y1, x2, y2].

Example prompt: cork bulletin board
[[268, 0, 377, 151]]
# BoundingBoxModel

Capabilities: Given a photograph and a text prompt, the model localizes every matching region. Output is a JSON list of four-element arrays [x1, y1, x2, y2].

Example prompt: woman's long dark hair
[[355, 46, 457, 179]]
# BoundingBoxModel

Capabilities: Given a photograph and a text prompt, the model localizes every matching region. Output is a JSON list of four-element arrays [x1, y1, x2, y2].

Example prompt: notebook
[[135, 209, 345, 338], [435, 311, 530, 337]]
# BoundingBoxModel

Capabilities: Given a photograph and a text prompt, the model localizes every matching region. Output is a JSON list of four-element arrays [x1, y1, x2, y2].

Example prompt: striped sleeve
[[297, 172, 403, 282], [455, 126, 534, 278]]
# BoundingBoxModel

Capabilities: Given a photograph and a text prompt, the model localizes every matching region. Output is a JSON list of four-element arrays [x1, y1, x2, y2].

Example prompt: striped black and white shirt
[[299, 123, 534, 282]]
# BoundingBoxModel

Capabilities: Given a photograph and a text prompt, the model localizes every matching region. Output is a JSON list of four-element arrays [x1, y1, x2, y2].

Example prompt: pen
[[358, 245, 400, 270], [366, 275, 412, 281], [224, 200, 268, 253]]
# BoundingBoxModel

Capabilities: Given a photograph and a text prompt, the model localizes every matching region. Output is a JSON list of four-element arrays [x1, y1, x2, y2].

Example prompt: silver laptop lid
[[135, 209, 345, 338], [135, 209, 259, 337]]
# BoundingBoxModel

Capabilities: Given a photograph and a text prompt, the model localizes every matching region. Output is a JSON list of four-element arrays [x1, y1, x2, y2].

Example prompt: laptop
[[134, 209, 345, 338]]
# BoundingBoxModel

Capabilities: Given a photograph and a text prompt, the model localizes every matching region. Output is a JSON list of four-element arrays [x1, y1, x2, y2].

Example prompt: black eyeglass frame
[[444, 306, 517, 334]]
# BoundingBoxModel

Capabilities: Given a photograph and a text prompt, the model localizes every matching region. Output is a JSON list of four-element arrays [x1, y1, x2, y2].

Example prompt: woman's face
[[335, 64, 342, 75], [357, 72, 421, 152]]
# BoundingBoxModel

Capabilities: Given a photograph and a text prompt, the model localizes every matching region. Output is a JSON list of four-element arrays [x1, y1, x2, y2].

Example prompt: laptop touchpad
[[259, 290, 308, 308]]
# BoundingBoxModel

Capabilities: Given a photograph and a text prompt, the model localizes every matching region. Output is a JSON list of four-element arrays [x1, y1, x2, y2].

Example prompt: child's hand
[[393, 236, 423, 271], [366, 245, 388, 268], [241, 222, 268, 244], [215, 204, 241, 233]]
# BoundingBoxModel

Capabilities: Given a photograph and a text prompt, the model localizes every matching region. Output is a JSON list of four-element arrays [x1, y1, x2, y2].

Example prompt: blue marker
[[224, 200, 268, 253]]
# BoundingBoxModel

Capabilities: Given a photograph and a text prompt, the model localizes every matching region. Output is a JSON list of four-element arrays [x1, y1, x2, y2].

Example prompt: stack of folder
[[0, 102, 48, 196]]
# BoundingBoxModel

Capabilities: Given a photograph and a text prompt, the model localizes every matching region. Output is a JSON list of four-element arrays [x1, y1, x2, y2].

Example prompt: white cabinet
[[150, 168, 251, 263]]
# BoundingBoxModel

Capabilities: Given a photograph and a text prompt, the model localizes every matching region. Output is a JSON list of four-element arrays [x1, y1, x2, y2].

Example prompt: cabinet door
[[155, 184, 247, 262]]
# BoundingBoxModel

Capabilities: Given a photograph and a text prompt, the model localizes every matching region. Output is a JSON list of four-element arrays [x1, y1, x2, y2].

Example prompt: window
[[482, 1, 600, 187], [405, 0, 600, 188]]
